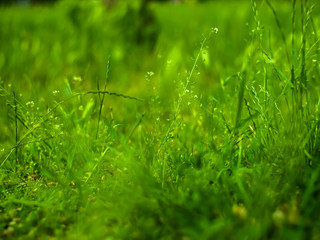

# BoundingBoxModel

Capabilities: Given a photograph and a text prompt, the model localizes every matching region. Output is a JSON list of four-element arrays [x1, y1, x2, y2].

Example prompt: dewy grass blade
[[266, 0, 291, 65], [96, 56, 111, 139], [85, 146, 109, 183], [159, 27, 218, 187]]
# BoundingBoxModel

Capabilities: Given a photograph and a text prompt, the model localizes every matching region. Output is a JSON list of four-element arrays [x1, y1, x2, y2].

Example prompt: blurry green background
[[2, 0, 314, 94]]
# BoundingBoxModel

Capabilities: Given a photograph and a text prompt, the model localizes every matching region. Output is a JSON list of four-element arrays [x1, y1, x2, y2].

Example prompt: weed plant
[[0, 0, 320, 239]]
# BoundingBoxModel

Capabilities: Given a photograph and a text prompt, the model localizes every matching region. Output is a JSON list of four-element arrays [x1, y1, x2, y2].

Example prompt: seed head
[[211, 27, 219, 34], [26, 101, 34, 108]]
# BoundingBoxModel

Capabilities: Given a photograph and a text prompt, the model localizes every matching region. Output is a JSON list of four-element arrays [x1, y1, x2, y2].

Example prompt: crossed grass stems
[[0, 81, 143, 169]]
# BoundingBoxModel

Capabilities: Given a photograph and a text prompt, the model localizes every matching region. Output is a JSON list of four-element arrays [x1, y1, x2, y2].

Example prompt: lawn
[[1, 0, 320, 239]]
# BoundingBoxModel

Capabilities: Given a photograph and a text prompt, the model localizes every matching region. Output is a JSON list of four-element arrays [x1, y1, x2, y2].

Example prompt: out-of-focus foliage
[[1, 0, 320, 239]]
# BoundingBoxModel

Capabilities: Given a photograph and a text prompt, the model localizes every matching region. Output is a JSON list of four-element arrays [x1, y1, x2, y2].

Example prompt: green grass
[[1, 0, 320, 239]]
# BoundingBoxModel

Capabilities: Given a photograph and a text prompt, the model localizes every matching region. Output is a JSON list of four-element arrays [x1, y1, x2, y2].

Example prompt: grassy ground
[[1, 0, 320, 239]]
